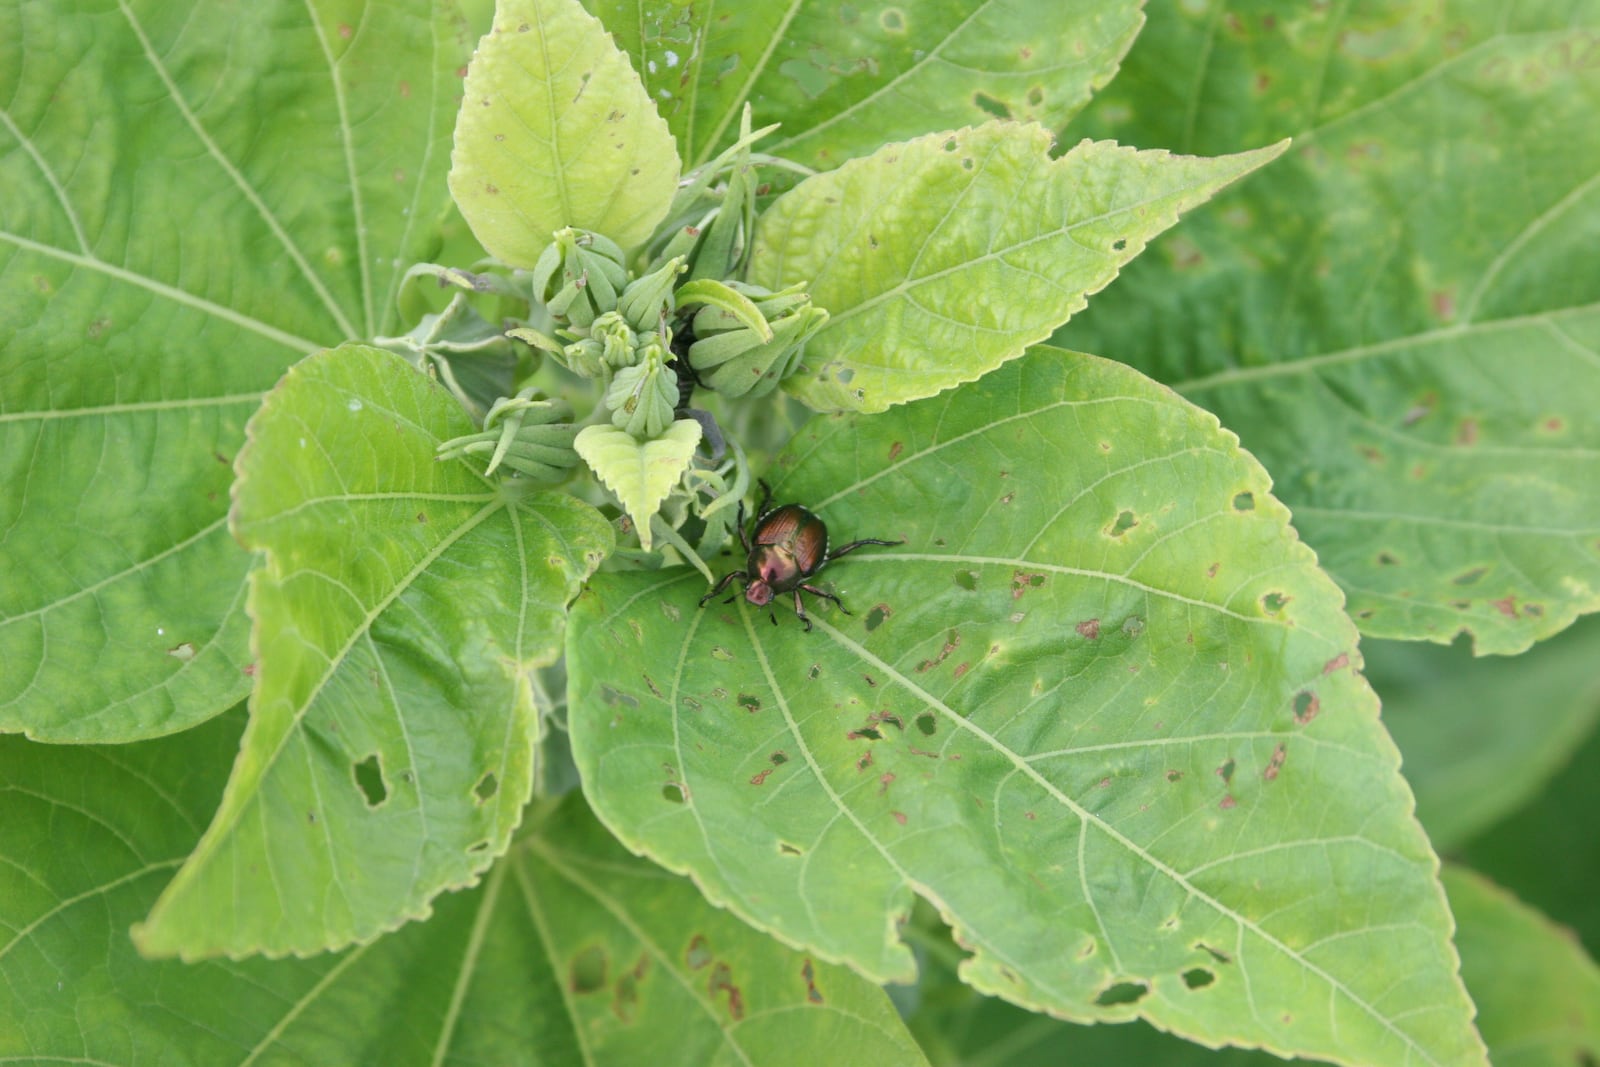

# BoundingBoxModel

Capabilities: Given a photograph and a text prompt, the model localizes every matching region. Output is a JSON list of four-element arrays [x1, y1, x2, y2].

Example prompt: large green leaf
[[0, 714, 925, 1065], [1444, 866, 1600, 1067], [133, 344, 612, 959], [595, 0, 1144, 171], [1055, 2, 1600, 654], [569, 348, 1483, 1066], [0, 0, 473, 741], [750, 123, 1286, 413], [449, 0, 681, 264], [1369, 614, 1600, 850]]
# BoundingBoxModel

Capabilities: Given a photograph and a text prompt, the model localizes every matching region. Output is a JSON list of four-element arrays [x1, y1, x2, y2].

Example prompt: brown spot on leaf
[[891, 811, 907, 825], [1457, 418, 1480, 445], [685, 935, 712, 970], [709, 962, 744, 1021], [1491, 595, 1519, 618], [750, 768, 773, 786], [1322, 653, 1349, 675], [888, 441, 903, 460], [801, 959, 824, 1003], [1219, 794, 1237, 810], [1076, 618, 1100, 639], [878, 772, 895, 795], [1263, 743, 1287, 781]]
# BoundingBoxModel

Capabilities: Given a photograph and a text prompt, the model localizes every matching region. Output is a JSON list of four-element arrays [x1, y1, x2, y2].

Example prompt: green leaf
[[1444, 866, 1600, 1067], [1056, 5, 1600, 653], [900, 867, 1600, 1067], [1370, 615, 1600, 850], [0, 716, 926, 1065], [597, 0, 1145, 171], [449, 0, 681, 264], [133, 344, 612, 959], [0, 0, 472, 741], [488, 796, 931, 1067], [575, 420, 701, 551], [750, 123, 1287, 413], [569, 347, 1483, 1066]]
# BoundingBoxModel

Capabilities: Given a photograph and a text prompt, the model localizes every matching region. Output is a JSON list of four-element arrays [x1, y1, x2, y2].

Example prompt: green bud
[[605, 340, 679, 439], [617, 256, 686, 333], [690, 301, 827, 399], [531, 227, 627, 328], [590, 311, 640, 369], [436, 392, 580, 483]]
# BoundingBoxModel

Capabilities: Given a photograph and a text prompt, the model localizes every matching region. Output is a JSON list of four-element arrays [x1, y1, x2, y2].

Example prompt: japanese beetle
[[699, 481, 903, 631]]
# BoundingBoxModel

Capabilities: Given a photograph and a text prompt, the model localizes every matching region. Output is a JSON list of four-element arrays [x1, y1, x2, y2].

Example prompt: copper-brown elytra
[[699, 481, 903, 631]]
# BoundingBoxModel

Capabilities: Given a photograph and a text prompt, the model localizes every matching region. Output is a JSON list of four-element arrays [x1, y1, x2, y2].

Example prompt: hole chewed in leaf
[[685, 934, 712, 970], [973, 91, 1011, 119], [954, 569, 980, 591], [865, 603, 892, 631], [801, 958, 825, 1003], [353, 754, 388, 808], [1109, 509, 1138, 536], [473, 772, 498, 803], [915, 713, 937, 737], [709, 961, 745, 1021], [1294, 690, 1320, 725], [1261, 591, 1290, 614], [662, 782, 686, 804], [1095, 980, 1149, 1006], [1232, 491, 1255, 511], [571, 946, 607, 993], [1183, 967, 1216, 990], [1453, 566, 1489, 586]]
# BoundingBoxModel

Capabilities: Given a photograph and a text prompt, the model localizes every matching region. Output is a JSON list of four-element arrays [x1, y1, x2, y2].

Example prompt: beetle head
[[744, 579, 774, 607]]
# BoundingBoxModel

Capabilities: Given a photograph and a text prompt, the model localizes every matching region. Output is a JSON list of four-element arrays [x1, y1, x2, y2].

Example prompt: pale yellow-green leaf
[[449, 0, 680, 264], [575, 420, 701, 550]]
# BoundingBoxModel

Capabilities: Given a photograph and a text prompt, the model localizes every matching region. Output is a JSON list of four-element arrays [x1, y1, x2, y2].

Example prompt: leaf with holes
[[448, 0, 681, 263], [569, 347, 1484, 1066], [0, 0, 473, 741], [132, 344, 612, 959], [0, 714, 927, 1065], [749, 122, 1286, 413], [1056, 4, 1600, 654], [595, 0, 1144, 173], [1371, 614, 1600, 850]]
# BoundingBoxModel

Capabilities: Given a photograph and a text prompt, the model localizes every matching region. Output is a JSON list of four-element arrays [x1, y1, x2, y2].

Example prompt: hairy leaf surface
[[134, 345, 612, 959], [750, 123, 1286, 413], [570, 347, 1483, 1066], [1057, 3, 1600, 653], [0, 0, 472, 740]]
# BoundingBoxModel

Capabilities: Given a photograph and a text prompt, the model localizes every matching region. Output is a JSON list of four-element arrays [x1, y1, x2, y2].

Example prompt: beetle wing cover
[[753, 504, 808, 546], [790, 513, 830, 574]]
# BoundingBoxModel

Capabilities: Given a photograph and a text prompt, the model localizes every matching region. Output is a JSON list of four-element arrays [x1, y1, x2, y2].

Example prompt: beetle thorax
[[748, 544, 802, 595]]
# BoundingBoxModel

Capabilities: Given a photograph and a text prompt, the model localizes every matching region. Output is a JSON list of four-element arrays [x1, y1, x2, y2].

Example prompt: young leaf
[[449, 0, 682, 263], [596, 0, 1144, 171], [1444, 866, 1600, 1067], [1058, 8, 1600, 654], [0, 0, 472, 741], [569, 348, 1484, 1066], [575, 420, 702, 551], [750, 123, 1287, 413], [133, 344, 612, 960], [1372, 615, 1600, 850]]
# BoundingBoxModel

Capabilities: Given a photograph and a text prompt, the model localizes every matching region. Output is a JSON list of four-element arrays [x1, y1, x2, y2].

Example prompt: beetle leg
[[798, 583, 850, 616], [825, 536, 904, 562], [755, 478, 774, 520], [733, 494, 758, 556], [698, 570, 746, 607], [792, 589, 814, 632]]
